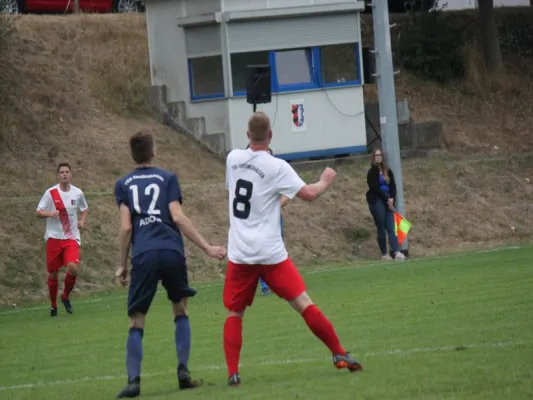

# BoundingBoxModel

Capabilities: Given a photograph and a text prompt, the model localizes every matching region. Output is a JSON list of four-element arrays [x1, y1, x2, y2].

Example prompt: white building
[[144, 0, 368, 161]]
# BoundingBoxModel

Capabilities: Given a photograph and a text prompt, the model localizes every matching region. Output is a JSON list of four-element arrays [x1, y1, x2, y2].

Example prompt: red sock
[[62, 273, 77, 301], [48, 277, 58, 308], [223, 316, 242, 377], [301, 305, 346, 355]]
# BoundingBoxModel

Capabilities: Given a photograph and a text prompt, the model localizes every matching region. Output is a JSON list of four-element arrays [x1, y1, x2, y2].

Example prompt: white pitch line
[[306, 245, 525, 275], [0, 282, 228, 316], [0, 244, 526, 315], [0, 340, 529, 392], [0, 296, 112, 315], [0, 296, 125, 316]]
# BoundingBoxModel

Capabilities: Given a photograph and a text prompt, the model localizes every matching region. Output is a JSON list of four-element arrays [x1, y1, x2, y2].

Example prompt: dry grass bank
[[0, 14, 532, 305]]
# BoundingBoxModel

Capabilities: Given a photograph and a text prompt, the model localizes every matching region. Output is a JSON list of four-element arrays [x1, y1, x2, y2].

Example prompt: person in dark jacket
[[365, 148, 406, 261]]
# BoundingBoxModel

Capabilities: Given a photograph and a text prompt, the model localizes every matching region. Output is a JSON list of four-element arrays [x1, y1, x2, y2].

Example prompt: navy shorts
[[127, 249, 197, 316]]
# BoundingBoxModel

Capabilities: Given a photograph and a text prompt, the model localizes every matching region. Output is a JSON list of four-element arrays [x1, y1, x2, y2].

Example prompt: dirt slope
[[0, 14, 532, 305]]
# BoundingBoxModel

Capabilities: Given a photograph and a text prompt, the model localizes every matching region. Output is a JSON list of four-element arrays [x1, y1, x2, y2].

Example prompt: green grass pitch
[[1, 246, 532, 400]]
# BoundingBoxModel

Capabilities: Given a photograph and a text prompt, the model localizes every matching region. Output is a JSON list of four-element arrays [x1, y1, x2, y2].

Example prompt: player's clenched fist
[[320, 167, 337, 184], [49, 210, 60, 218], [206, 246, 227, 260], [115, 265, 129, 287]]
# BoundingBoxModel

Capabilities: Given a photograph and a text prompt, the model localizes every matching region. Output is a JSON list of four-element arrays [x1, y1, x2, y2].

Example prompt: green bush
[[496, 8, 533, 57], [385, 6, 533, 83], [395, 8, 467, 83]]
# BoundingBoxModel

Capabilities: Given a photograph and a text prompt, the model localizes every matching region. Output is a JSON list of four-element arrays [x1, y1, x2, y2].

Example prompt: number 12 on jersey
[[233, 179, 253, 219], [130, 184, 161, 215]]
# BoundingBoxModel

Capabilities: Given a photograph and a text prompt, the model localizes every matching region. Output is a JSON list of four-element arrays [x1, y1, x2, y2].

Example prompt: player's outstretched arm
[[295, 167, 337, 202], [169, 201, 226, 260]]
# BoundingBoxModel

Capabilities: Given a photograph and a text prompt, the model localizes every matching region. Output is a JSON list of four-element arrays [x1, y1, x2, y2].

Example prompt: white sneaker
[[381, 254, 393, 261], [394, 251, 406, 261]]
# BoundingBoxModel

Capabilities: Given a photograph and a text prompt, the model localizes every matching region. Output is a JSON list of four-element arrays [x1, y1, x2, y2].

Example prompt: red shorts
[[223, 257, 306, 312], [46, 238, 80, 273]]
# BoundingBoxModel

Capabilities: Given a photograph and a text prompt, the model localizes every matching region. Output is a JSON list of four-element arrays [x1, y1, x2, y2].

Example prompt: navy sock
[[126, 327, 144, 381], [259, 278, 269, 290], [174, 315, 191, 369]]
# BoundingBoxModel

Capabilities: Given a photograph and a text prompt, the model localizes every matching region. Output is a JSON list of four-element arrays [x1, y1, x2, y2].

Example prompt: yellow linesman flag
[[394, 211, 412, 245]]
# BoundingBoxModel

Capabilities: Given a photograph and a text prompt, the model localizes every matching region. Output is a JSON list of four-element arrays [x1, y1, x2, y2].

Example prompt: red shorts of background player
[[223, 257, 307, 312], [46, 238, 80, 274]]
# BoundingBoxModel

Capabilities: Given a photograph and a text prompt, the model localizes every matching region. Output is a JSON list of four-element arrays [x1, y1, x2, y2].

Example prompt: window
[[188, 56, 225, 100], [227, 43, 361, 98], [320, 43, 361, 86], [272, 48, 316, 91], [230, 51, 270, 94]]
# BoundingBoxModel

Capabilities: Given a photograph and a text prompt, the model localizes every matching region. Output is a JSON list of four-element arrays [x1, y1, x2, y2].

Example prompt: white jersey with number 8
[[226, 148, 306, 265]]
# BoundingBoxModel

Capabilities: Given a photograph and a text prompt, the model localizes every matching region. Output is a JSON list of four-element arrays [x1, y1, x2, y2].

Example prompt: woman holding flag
[[365, 148, 407, 261]]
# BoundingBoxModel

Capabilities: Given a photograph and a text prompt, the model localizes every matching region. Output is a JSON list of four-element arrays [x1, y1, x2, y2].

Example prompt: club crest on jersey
[[71, 200, 76, 205], [139, 215, 162, 226]]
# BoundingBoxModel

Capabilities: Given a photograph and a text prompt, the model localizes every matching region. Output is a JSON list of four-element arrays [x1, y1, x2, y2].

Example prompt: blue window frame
[[317, 43, 362, 88], [188, 56, 225, 101], [231, 50, 271, 97], [271, 48, 317, 92], [229, 43, 362, 98]]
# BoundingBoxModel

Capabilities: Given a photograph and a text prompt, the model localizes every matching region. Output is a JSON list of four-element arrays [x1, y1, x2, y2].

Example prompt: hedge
[[360, 6, 533, 82]]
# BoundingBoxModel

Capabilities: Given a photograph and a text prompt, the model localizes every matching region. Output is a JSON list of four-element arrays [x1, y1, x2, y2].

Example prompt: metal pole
[[371, 1, 408, 251]]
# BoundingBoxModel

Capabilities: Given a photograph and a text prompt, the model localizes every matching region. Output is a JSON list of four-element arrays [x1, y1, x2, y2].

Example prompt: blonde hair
[[247, 112, 271, 143], [371, 148, 390, 183]]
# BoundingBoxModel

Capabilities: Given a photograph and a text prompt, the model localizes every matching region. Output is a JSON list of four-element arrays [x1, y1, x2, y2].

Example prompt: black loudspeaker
[[246, 64, 271, 107], [361, 46, 376, 85]]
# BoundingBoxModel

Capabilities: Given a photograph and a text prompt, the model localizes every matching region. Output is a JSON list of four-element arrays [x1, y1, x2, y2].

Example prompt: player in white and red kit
[[223, 112, 363, 386], [36, 162, 88, 317]]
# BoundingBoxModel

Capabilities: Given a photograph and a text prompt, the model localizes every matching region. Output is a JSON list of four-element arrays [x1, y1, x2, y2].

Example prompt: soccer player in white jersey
[[223, 112, 363, 386], [36, 162, 88, 317]]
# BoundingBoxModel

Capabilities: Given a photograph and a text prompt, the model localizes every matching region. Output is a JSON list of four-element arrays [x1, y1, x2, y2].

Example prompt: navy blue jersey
[[114, 166, 185, 259]]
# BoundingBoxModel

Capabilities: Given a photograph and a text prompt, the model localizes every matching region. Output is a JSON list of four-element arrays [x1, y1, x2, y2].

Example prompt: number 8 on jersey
[[233, 179, 253, 220]]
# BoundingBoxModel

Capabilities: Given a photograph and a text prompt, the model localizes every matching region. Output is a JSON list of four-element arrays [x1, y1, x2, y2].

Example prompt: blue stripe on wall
[[276, 145, 368, 161]]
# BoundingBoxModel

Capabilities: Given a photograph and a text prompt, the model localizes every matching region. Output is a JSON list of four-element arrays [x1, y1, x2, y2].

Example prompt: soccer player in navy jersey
[[113, 130, 226, 398]]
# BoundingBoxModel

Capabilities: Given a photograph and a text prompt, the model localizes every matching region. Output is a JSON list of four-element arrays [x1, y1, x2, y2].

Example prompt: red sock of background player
[[62, 272, 77, 301], [223, 316, 242, 377], [301, 305, 346, 355], [48, 276, 58, 308]]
